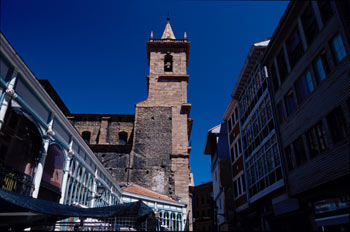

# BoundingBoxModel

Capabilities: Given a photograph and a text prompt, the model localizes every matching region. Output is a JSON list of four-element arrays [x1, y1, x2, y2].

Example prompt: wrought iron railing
[[0, 162, 34, 196]]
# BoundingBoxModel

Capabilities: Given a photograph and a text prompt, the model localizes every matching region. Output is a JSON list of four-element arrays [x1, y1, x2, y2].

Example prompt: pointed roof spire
[[161, 16, 176, 39]]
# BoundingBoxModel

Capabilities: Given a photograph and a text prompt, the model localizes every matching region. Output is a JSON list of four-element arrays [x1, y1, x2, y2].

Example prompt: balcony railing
[[0, 162, 34, 196]]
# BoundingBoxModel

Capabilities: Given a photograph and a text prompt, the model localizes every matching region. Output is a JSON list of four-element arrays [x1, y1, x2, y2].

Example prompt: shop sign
[[314, 195, 349, 215]]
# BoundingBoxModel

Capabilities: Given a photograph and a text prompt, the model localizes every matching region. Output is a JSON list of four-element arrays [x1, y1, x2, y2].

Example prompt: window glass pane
[[234, 142, 238, 160], [326, 106, 347, 142], [235, 108, 239, 123], [293, 136, 307, 166], [276, 49, 288, 83], [301, 3, 319, 45], [230, 147, 234, 162], [0, 55, 14, 81], [273, 144, 280, 166], [284, 89, 297, 115], [266, 96, 272, 121], [277, 101, 286, 123], [234, 180, 238, 198], [306, 72, 314, 92], [269, 63, 279, 91], [238, 139, 242, 154], [295, 72, 314, 104], [317, 1, 334, 25], [315, 121, 329, 151], [306, 128, 319, 158], [286, 28, 304, 68], [260, 101, 266, 127], [238, 177, 242, 195], [313, 50, 329, 83], [331, 34, 346, 63]]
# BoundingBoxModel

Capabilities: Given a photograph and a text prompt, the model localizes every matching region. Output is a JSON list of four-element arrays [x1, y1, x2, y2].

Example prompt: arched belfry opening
[[164, 53, 173, 72]]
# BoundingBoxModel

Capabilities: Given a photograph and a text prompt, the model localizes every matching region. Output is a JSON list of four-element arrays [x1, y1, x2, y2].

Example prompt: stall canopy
[[0, 188, 154, 228]]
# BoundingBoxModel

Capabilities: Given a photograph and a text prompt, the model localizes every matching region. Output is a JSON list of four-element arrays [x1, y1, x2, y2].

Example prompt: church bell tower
[[130, 18, 192, 225]]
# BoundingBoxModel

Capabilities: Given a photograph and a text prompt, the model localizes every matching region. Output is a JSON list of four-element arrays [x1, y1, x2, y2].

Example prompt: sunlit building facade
[[0, 32, 122, 208], [0, 29, 188, 230]]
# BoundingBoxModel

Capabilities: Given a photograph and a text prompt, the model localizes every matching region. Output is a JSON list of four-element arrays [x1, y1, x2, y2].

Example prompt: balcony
[[0, 162, 34, 196]]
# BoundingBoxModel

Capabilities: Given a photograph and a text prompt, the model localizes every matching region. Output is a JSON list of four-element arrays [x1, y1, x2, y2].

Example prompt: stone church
[[68, 19, 193, 222]]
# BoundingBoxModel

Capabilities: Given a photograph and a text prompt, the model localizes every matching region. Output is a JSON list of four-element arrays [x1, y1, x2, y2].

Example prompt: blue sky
[[1, 0, 289, 185]]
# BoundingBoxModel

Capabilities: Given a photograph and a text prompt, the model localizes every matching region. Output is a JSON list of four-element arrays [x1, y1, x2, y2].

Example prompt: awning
[[0, 189, 154, 228]]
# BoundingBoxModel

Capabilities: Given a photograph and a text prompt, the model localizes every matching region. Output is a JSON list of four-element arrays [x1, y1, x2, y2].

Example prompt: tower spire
[[161, 16, 176, 40]]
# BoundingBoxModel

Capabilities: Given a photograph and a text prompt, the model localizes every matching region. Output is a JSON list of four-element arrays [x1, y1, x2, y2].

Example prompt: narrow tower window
[[82, 131, 91, 144], [118, 132, 128, 145], [164, 53, 173, 72]]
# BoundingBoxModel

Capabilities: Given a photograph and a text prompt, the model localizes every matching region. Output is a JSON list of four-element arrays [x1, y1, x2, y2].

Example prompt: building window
[[234, 175, 245, 199], [306, 121, 329, 159], [246, 135, 281, 197], [301, 3, 319, 45], [293, 136, 307, 166], [330, 34, 347, 64], [235, 107, 239, 124], [269, 63, 279, 91], [313, 50, 330, 84], [230, 147, 234, 163], [326, 106, 347, 143], [0, 108, 42, 195], [238, 138, 242, 155], [306, 127, 319, 159], [284, 89, 297, 116], [231, 113, 235, 126], [315, 121, 329, 152], [276, 49, 289, 83], [317, 1, 334, 25], [118, 131, 128, 145], [295, 72, 314, 104], [265, 96, 272, 121], [228, 118, 232, 132], [82, 131, 91, 144], [286, 27, 304, 69], [164, 53, 173, 72], [277, 101, 286, 123], [0, 55, 14, 81], [234, 142, 238, 160]]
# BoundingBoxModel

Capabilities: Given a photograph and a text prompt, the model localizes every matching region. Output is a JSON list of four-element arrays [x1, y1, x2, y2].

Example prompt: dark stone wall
[[94, 151, 130, 183], [130, 106, 173, 195], [91, 145, 132, 184]]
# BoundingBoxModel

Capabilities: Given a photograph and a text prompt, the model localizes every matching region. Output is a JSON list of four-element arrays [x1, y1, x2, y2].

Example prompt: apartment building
[[262, 1, 350, 231], [203, 123, 234, 231], [231, 39, 286, 231]]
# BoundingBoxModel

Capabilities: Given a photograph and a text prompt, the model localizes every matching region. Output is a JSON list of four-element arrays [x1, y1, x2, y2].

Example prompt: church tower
[[130, 18, 192, 219]]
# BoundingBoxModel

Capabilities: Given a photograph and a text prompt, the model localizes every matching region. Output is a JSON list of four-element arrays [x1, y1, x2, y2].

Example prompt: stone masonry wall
[[94, 151, 131, 184], [69, 116, 134, 145], [131, 106, 173, 195]]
